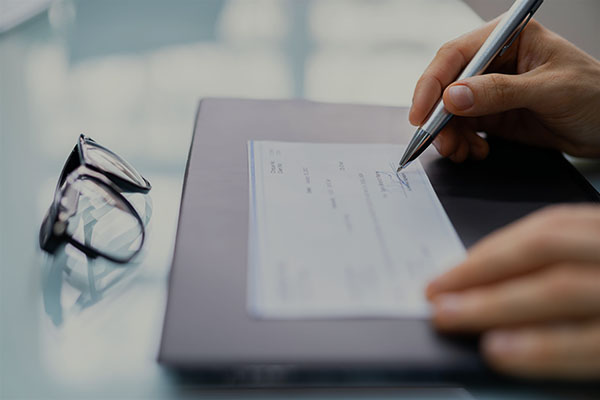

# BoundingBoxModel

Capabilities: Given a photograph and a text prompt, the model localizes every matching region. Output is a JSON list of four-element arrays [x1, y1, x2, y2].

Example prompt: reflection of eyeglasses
[[39, 134, 151, 264]]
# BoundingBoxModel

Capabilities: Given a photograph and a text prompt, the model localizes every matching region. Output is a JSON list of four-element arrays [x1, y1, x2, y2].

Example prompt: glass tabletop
[[1, 1, 598, 399]]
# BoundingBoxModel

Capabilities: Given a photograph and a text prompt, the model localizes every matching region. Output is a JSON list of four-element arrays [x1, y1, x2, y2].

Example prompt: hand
[[426, 205, 600, 379], [409, 18, 600, 163]]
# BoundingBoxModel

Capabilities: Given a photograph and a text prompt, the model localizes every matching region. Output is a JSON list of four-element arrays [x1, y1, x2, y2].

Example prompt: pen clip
[[499, 0, 543, 57]]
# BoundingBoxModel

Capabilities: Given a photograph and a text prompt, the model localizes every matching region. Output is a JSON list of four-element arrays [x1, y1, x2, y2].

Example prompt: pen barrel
[[457, 0, 541, 81], [421, 100, 453, 137], [420, 0, 541, 139]]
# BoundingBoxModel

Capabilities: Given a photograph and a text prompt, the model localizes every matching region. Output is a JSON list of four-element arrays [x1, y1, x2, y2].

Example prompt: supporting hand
[[427, 205, 600, 379]]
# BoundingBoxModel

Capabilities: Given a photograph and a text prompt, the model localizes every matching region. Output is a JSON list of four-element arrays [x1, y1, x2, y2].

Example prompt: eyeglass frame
[[39, 134, 151, 264]]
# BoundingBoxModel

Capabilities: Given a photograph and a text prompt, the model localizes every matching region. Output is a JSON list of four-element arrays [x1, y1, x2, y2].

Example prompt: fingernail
[[447, 85, 474, 110], [427, 274, 448, 295], [434, 293, 463, 317], [408, 106, 416, 124]]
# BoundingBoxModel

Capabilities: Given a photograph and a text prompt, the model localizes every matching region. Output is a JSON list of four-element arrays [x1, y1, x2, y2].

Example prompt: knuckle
[[519, 218, 561, 252], [526, 336, 554, 364], [543, 266, 581, 300], [545, 70, 572, 95], [525, 18, 543, 33], [523, 232, 554, 255], [558, 69, 579, 85], [533, 205, 572, 228], [436, 40, 466, 65], [416, 74, 443, 101], [488, 74, 510, 104], [437, 41, 456, 56], [418, 73, 437, 88]]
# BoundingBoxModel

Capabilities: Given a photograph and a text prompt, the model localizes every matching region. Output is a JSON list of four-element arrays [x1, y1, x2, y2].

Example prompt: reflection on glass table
[[42, 194, 152, 326], [41, 193, 152, 326]]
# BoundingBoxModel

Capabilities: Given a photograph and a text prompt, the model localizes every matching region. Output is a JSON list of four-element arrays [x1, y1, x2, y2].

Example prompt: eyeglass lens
[[82, 140, 147, 189], [64, 177, 143, 261]]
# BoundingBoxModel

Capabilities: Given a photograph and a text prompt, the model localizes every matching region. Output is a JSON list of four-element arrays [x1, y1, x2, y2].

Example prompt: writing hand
[[410, 18, 600, 162]]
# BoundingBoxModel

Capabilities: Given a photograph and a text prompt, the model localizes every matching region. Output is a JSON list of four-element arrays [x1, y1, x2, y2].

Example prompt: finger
[[410, 76, 443, 126], [432, 119, 489, 161], [449, 136, 470, 163], [409, 18, 501, 125], [432, 264, 600, 331], [432, 118, 477, 161], [431, 125, 461, 159], [427, 205, 600, 296], [464, 130, 489, 160], [482, 320, 600, 379], [442, 72, 536, 117]]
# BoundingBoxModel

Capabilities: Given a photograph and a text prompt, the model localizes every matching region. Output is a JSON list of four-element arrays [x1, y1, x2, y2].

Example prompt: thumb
[[442, 73, 534, 117]]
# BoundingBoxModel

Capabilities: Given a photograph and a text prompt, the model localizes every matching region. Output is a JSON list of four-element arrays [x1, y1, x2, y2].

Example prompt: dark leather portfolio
[[159, 98, 599, 384]]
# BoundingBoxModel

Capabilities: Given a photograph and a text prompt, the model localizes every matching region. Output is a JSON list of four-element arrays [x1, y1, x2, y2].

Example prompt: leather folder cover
[[159, 98, 599, 382]]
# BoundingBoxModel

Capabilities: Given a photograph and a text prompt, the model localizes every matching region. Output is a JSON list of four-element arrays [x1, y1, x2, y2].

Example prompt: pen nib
[[396, 128, 432, 172], [397, 161, 411, 173]]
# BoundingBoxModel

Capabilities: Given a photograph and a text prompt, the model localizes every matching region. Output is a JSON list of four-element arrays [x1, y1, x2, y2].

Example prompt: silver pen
[[397, 0, 544, 172]]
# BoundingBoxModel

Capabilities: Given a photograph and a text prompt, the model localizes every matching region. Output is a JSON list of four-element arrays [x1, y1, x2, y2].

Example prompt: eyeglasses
[[39, 134, 151, 264]]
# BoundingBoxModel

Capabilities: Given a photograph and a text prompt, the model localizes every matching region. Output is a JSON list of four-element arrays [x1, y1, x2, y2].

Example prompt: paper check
[[248, 141, 465, 319]]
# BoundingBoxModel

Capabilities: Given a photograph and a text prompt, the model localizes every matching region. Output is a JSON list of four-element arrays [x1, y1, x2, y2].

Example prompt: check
[[248, 141, 465, 319]]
